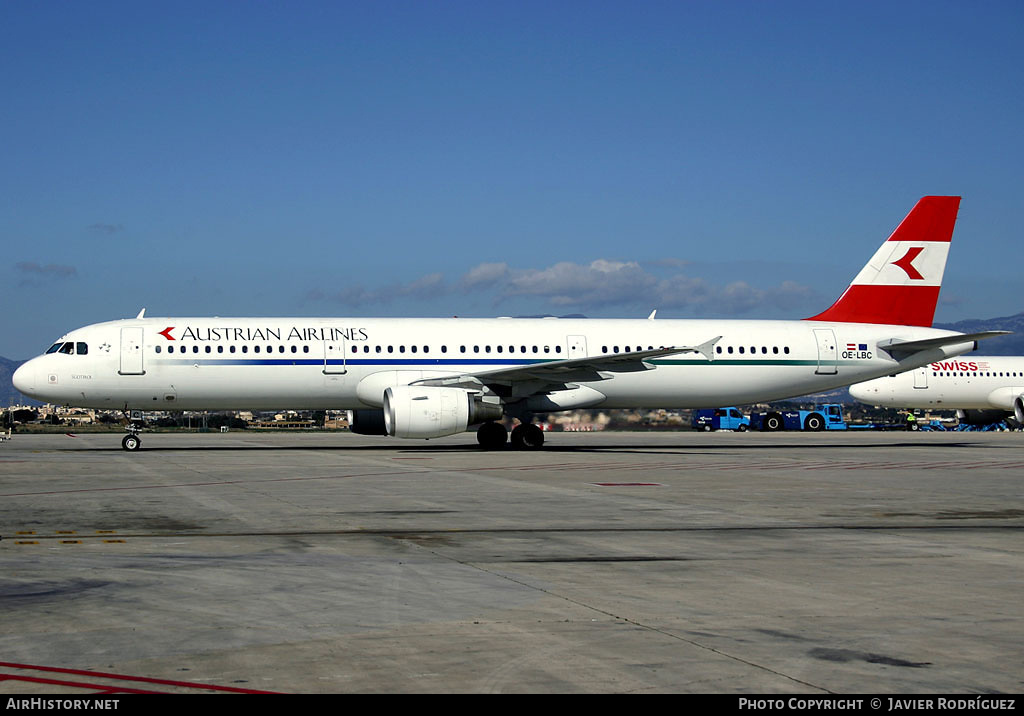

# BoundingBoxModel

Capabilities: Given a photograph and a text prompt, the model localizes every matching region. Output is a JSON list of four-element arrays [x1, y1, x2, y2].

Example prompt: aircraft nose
[[849, 382, 878, 403], [12, 360, 36, 397]]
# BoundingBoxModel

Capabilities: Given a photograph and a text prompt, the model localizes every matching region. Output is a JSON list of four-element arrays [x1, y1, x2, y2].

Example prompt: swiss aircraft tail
[[805, 196, 960, 327]]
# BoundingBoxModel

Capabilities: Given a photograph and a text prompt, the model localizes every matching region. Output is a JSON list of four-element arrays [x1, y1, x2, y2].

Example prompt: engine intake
[[347, 409, 388, 436], [383, 385, 502, 439]]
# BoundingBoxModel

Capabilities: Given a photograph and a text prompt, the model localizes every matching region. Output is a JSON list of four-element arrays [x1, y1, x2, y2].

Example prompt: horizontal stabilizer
[[878, 331, 1011, 358]]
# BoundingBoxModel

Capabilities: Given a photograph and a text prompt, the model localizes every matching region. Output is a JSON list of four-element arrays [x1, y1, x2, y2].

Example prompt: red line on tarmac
[[0, 661, 278, 694], [0, 673, 159, 694]]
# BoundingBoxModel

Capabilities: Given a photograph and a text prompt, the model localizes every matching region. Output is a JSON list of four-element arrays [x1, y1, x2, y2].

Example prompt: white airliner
[[850, 355, 1024, 425], [12, 196, 1009, 451]]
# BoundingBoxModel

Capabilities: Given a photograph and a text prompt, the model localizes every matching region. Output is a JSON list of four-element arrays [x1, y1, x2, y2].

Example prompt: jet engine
[[957, 409, 1012, 426], [1015, 395, 1024, 424], [383, 385, 503, 439]]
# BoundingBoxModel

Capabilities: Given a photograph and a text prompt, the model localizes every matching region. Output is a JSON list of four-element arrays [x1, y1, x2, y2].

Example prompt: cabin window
[[303, 346, 309, 353], [205, 346, 212, 354], [441, 345, 447, 353], [218, 346, 224, 354], [155, 346, 162, 354]]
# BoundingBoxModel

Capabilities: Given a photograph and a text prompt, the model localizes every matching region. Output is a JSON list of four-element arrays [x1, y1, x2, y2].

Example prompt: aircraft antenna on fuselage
[[136, 308, 146, 319]]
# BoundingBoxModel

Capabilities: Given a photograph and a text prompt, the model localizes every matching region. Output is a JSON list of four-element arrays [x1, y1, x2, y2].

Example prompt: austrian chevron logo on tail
[[891, 246, 925, 280]]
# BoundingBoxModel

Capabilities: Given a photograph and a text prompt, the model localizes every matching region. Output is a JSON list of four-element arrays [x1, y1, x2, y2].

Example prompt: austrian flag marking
[[158, 327, 176, 341]]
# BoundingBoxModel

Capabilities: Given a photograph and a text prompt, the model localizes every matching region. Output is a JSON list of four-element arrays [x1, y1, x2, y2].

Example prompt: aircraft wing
[[414, 336, 721, 397], [878, 331, 1011, 359]]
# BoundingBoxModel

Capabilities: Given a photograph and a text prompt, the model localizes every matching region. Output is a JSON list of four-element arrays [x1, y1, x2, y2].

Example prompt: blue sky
[[3, 0, 1022, 359]]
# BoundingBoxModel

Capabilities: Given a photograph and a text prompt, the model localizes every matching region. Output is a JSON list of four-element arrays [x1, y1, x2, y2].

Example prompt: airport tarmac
[[1, 429, 1021, 694]]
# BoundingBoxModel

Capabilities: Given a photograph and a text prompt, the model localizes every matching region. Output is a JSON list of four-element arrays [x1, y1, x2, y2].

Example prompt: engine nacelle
[[1015, 395, 1024, 424], [957, 409, 1012, 426], [383, 385, 502, 439], [347, 409, 388, 435]]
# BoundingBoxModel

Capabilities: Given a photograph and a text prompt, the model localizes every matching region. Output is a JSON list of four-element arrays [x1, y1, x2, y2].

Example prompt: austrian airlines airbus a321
[[13, 196, 1009, 451]]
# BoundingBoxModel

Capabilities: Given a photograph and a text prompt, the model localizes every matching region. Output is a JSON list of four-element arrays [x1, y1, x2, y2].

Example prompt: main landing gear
[[476, 421, 545, 450]]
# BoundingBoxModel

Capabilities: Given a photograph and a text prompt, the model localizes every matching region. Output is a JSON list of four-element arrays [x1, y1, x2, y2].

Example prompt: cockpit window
[[45, 341, 88, 355]]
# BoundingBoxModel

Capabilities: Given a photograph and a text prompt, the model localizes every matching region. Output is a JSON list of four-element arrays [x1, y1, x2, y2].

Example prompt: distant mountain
[[934, 311, 1024, 355], [1, 356, 34, 407]]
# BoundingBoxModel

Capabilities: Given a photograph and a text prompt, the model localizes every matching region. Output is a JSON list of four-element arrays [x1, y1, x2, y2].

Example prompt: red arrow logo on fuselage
[[158, 327, 176, 340], [891, 246, 925, 280]]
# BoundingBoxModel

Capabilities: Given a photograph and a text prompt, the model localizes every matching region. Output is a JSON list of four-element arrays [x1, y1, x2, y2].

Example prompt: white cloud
[[305, 257, 817, 317]]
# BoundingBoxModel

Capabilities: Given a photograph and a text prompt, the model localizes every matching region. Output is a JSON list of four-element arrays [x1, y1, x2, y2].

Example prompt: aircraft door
[[323, 338, 347, 375], [566, 335, 587, 360], [913, 367, 928, 389], [813, 329, 838, 375], [119, 327, 145, 375]]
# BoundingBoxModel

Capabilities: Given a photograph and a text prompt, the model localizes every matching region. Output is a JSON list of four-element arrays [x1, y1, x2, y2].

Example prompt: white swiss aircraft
[[850, 355, 1024, 425], [13, 196, 1009, 451]]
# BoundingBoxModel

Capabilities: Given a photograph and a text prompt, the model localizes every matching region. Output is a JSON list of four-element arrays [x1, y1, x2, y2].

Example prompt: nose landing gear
[[121, 410, 146, 451]]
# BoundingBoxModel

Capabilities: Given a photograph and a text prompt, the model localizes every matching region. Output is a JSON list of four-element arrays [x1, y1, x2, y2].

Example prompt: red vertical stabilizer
[[805, 196, 960, 327]]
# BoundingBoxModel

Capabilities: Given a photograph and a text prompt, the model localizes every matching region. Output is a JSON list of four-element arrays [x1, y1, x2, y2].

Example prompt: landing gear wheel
[[122, 434, 142, 451], [511, 423, 544, 450], [476, 421, 508, 450]]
